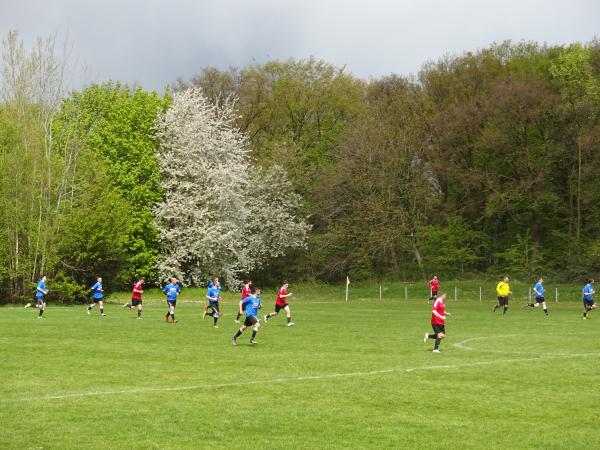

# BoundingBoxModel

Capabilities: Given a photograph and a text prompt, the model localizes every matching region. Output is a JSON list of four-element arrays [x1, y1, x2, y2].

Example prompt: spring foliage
[[154, 89, 310, 286]]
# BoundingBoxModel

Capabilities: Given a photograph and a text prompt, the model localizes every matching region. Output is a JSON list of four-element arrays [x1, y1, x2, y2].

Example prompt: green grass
[[1, 288, 599, 449]]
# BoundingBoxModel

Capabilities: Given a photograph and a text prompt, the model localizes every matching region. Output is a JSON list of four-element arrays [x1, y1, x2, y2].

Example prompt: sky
[[1, 0, 599, 91]]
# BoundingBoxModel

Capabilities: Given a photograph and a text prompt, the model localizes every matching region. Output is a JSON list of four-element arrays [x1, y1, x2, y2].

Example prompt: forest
[[1, 30, 599, 302]]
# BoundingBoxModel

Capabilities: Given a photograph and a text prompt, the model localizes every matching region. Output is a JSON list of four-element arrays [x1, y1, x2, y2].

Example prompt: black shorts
[[35, 297, 45, 304], [209, 301, 219, 311], [497, 296, 509, 306], [275, 303, 288, 313], [244, 316, 258, 327], [431, 290, 438, 297], [584, 299, 595, 309], [131, 298, 142, 306], [535, 297, 545, 304], [432, 324, 445, 335], [93, 298, 103, 303], [167, 300, 176, 308]]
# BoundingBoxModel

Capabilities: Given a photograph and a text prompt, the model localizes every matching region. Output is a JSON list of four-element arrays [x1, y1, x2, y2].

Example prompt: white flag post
[[345, 276, 350, 303]]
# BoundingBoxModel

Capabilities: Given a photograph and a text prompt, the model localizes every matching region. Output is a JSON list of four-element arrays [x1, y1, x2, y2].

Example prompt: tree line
[[1, 30, 599, 302]]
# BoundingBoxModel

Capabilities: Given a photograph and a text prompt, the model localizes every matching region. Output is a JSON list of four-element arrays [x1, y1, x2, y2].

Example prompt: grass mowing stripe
[[6, 350, 600, 404]]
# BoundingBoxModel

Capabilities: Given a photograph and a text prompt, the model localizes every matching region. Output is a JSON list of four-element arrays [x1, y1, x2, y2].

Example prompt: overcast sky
[[1, 0, 598, 91]]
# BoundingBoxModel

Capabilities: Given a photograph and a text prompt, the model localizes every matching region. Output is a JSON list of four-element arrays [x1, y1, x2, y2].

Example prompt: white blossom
[[154, 88, 310, 286]]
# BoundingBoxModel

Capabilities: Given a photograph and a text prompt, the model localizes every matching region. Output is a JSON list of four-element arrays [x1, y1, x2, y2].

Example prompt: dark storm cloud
[[0, 0, 598, 91]]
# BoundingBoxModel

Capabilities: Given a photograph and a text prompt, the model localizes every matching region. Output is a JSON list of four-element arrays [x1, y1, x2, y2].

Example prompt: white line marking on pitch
[[5, 351, 600, 404], [452, 335, 589, 356]]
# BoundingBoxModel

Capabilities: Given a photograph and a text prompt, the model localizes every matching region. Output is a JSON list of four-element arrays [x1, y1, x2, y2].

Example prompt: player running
[[493, 275, 511, 315], [235, 279, 252, 323], [582, 278, 596, 320], [204, 277, 222, 328], [163, 277, 180, 324], [264, 281, 295, 326], [25, 275, 48, 318], [423, 292, 451, 352], [429, 275, 440, 301], [524, 277, 548, 315], [87, 276, 106, 316], [123, 277, 144, 319], [232, 287, 262, 345]]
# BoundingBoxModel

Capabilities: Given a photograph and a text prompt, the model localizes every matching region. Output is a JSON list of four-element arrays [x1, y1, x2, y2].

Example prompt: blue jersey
[[207, 286, 220, 302], [242, 295, 261, 317], [35, 280, 46, 298], [163, 283, 180, 301], [91, 282, 103, 299], [533, 282, 544, 298], [583, 283, 594, 301]]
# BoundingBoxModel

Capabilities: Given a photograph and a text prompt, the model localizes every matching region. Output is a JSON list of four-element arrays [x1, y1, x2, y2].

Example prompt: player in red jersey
[[423, 292, 451, 352], [429, 276, 440, 301], [264, 281, 295, 326], [235, 279, 252, 323], [123, 277, 144, 319]]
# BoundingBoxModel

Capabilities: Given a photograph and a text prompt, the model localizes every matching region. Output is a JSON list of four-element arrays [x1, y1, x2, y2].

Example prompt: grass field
[[1, 284, 599, 449]]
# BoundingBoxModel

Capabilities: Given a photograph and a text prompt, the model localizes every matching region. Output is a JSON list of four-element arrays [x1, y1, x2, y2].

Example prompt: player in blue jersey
[[232, 287, 262, 345], [582, 278, 596, 320], [203, 277, 223, 328], [25, 275, 48, 318], [87, 276, 106, 316], [524, 277, 548, 315], [163, 277, 181, 323]]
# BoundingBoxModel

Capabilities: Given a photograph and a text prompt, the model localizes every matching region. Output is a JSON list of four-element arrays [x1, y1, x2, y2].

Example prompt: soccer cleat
[[213, 325, 219, 328], [37, 316, 43, 319], [234, 319, 240, 323], [87, 309, 91, 315], [263, 314, 269, 322], [101, 313, 106, 316], [432, 349, 440, 353], [24, 303, 31, 308], [583, 317, 587, 320], [250, 339, 257, 344], [231, 337, 237, 346], [137, 316, 142, 319], [423, 333, 429, 343], [172, 320, 178, 324], [287, 322, 295, 327]]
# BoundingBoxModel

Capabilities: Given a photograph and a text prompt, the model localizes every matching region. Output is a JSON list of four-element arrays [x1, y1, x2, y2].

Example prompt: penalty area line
[[5, 351, 600, 404]]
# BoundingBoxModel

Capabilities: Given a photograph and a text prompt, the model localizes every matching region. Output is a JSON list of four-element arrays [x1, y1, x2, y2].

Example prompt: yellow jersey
[[496, 281, 510, 297]]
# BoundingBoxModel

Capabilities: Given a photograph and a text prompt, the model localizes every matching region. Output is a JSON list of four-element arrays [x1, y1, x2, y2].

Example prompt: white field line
[[5, 351, 600, 404], [452, 335, 590, 356]]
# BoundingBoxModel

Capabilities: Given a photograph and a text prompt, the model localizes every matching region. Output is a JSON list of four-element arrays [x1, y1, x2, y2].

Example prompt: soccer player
[[123, 277, 144, 319], [204, 277, 222, 328], [493, 275, 511, 315], [582, 278, 596, 320], [235, 279, 252, 323], [232, 287, 262, 345], [429, 275, 440, 301], [423, 292, 451, 352], [264, 281, 295, 326], [87, 276, 106, 316], [163, 277, 180, 323], [524, 277, 548, 315], [25, 275, 48, 318]]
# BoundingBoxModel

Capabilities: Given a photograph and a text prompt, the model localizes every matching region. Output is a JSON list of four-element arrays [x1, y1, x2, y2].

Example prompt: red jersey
[[429, 278, 440, 291], [431, 298, 446, 325], [132, 281, 143, 300], [241, 285, 251, 300], [276, 287, 288, 306]]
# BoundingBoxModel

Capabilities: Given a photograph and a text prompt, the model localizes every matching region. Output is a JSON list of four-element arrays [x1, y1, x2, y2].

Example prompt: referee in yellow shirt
[[493, 275, 512, 315]]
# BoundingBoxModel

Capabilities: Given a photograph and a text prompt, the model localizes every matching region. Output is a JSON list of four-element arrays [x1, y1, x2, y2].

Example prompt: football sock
[[137, 309, 142, 318], [100, 307, 104, 314], [527, 303, 535, 308], [236, 312, 241, 320], [428, 334, 437, 339], [544, 308, 548, 315], [234, 330, 242, 339], [503, 306, 508, 315], [165, 312, 170, 321], [39, 308, 44, 316], [287, 317, 291, 324], [434, 339, 440, 350], [493, 305, 498, 312], [251, 330, 257, 339], [87, 305, 92, 311], [213, 316, 218, 325], [171, 313, 176, 321]]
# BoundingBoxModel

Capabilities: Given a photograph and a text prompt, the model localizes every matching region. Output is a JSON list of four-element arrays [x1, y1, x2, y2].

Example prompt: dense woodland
[[1, 30, 599, 302]]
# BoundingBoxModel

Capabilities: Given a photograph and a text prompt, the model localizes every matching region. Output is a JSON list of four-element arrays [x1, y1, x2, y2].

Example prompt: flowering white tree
[[154, 88, 310, 286]]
